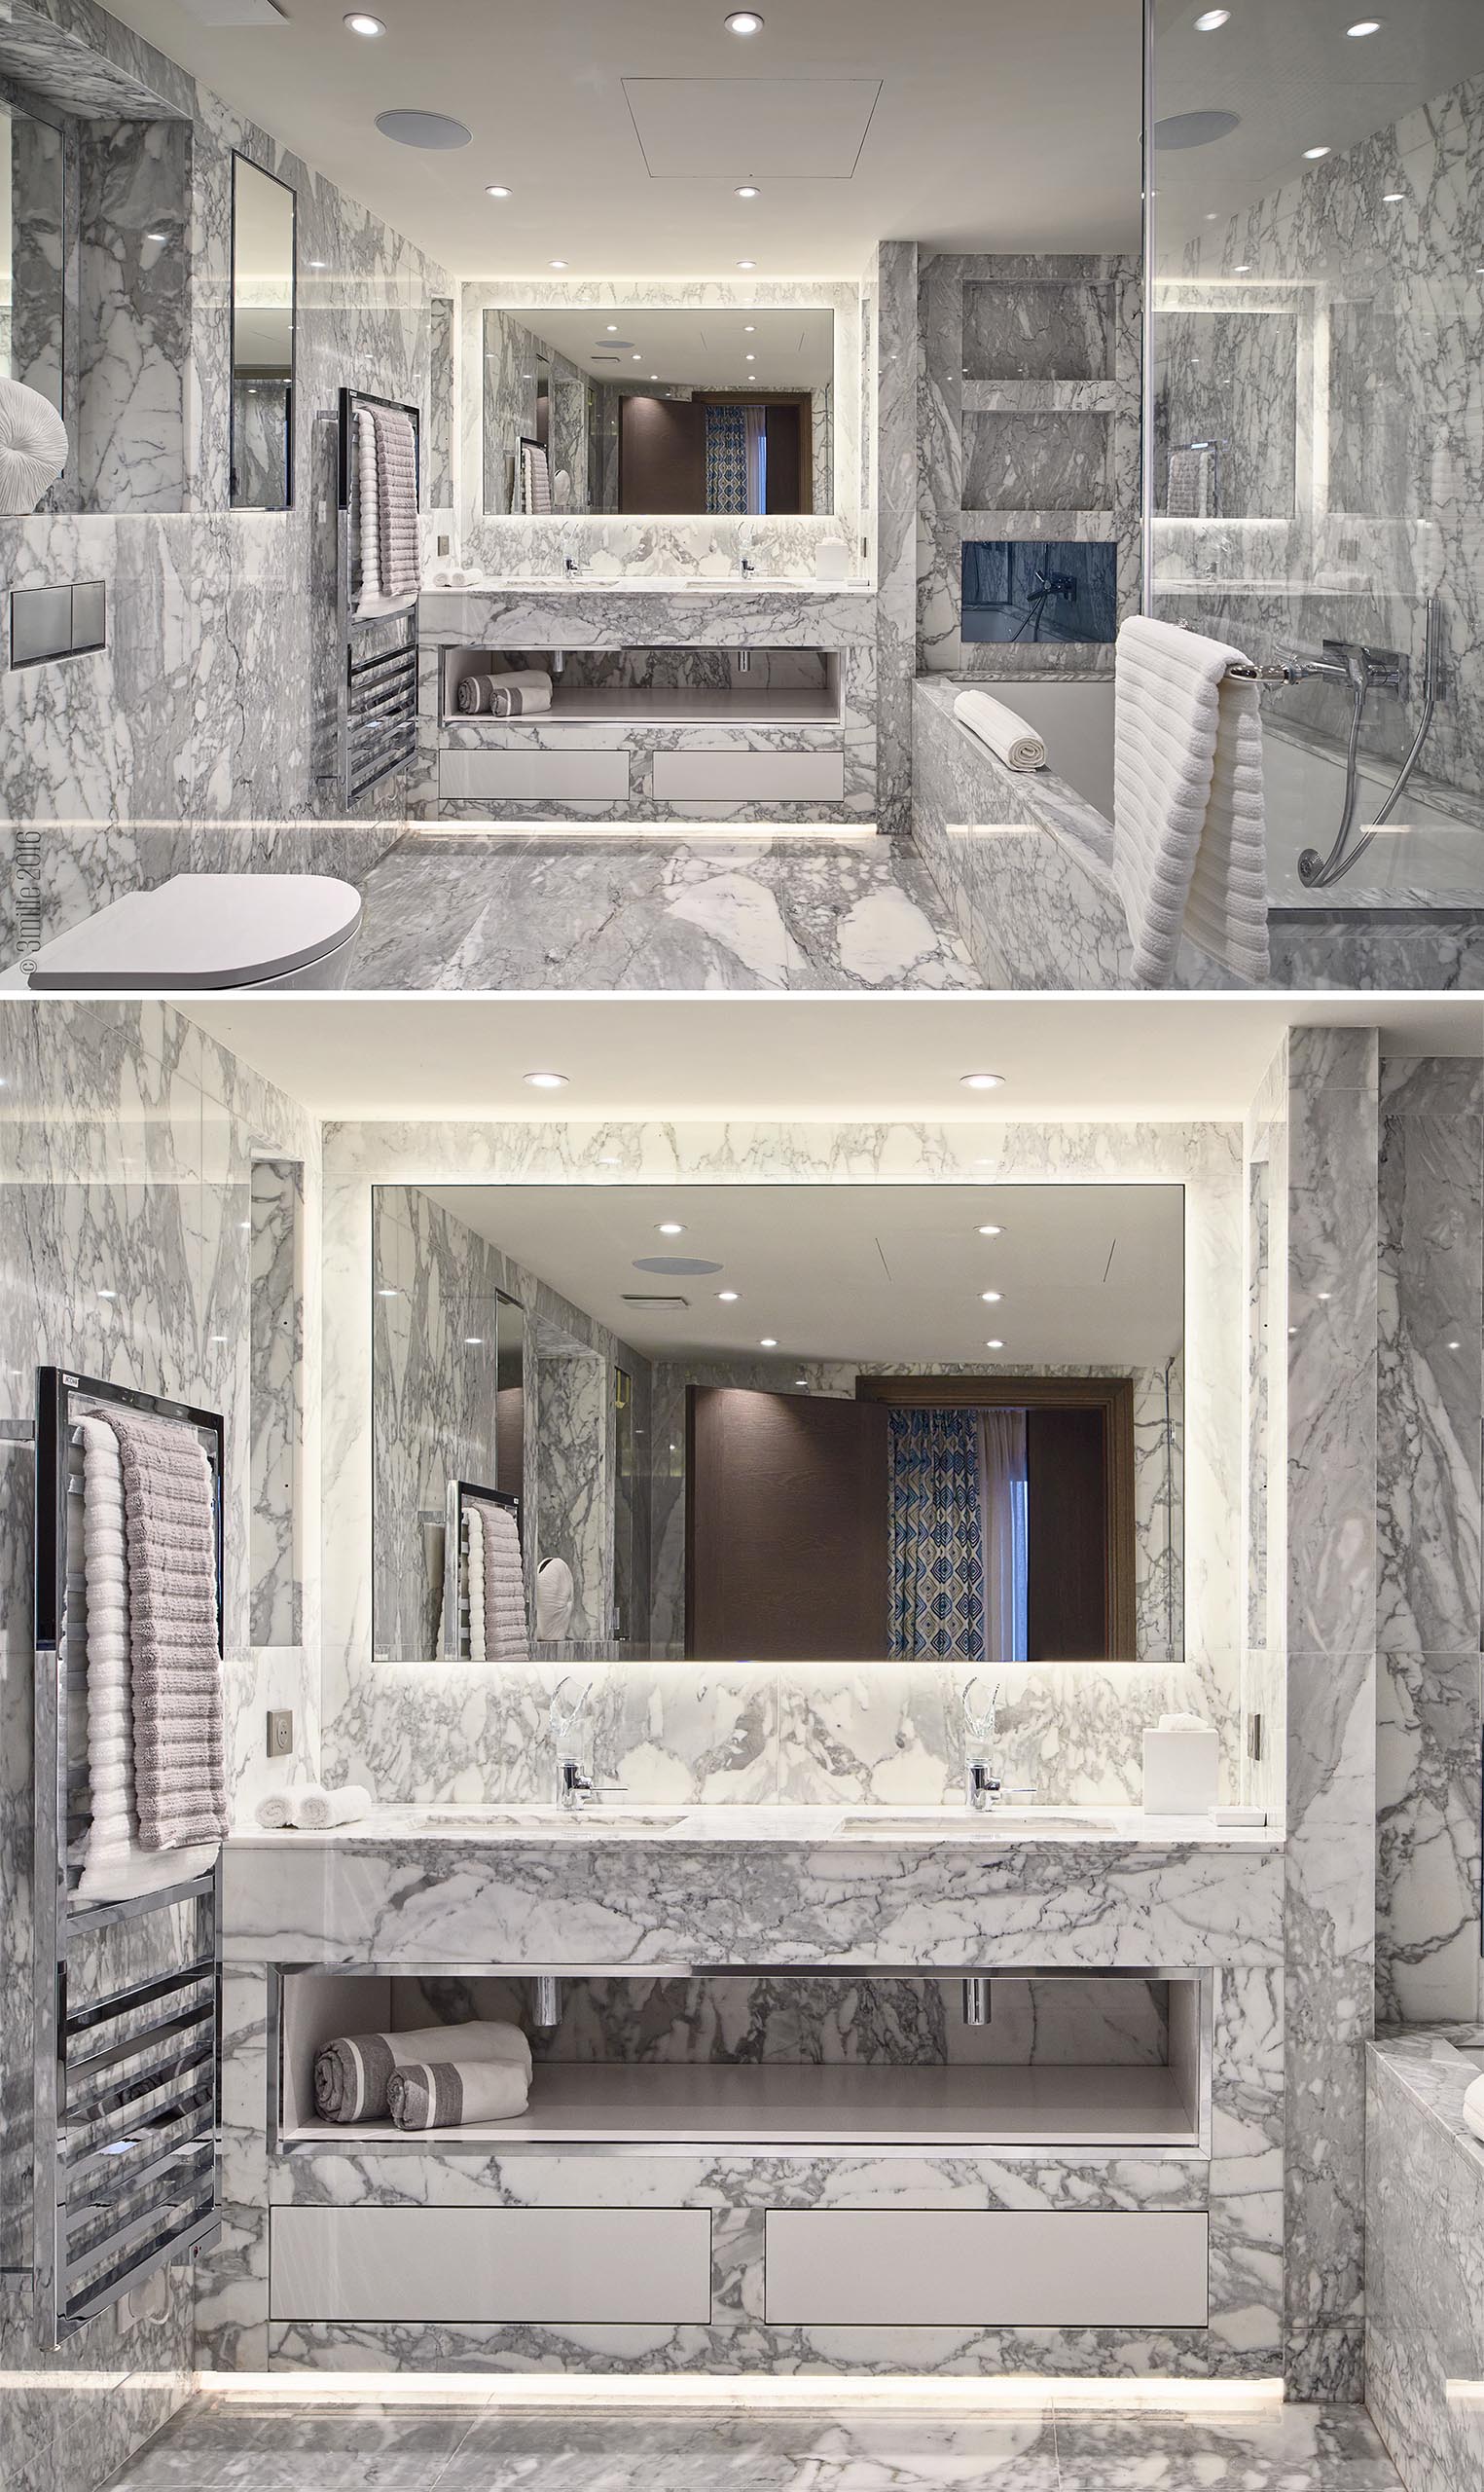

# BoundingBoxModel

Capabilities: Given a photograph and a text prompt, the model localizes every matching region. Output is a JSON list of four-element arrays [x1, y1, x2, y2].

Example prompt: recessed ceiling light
[[960, 1072, 1004, 1090], [985, 1338, 1005, 1350], [977, 1224, 1002, 1237], [745, 352, 755, 361], [760, 1337, 778, 1347], [486, 185, 512, 199], [1346, 18, 1382, 33], [1193, 7, 1230, 23], [737, 259, 757, 271], [657, 1222, 686, 1235], [606, 323, 618, 332], [743, 323, 756, 332], [1204, 211, 1218, 221], [344, 10, 383, 30], [725, 9, 764, 30], [980, 1291, 1003, 1304], [524, 1070, 568, 1088], [1303, 145, 1331, 160], [633, 353, 642, 361], [736, 184, 760, 199], [550, 259, 569, 270], [717, 1290, 740, 1302], [650, 374, 659, 381]]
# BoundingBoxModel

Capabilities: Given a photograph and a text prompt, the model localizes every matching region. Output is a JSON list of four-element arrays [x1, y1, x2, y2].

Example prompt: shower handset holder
[[25, 1368, 227, 2350]]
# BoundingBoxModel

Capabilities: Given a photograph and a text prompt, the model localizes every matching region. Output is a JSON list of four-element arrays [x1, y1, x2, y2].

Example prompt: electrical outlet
[[1247, 1711, 1264, 1764], [266, 1708, 295, 1758]]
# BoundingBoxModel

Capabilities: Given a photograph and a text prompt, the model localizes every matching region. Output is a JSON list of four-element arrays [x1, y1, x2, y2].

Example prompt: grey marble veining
[[1366, 2033, 1484, 2492], [873, 241, 918, 838], [0, 995, 321, 2492], [1281, 1028, 1379, 2403], [247, 1156, 302, 1651], [1375, 1060, 1483, 2028], [102, 2389, 1404, 2492], [3, 0, 451, 847], [342, 833, 981, 993]]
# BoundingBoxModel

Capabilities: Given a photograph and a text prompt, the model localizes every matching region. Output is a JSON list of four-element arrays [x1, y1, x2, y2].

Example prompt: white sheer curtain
[[743, 405, 767, 513], [978, 1409, 1028, 1665]]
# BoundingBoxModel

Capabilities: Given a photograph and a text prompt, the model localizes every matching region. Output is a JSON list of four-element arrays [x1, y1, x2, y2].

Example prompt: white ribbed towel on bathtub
[[1112, 615, 1270, 988], [1464, 2072, 1484, 2145], [953, 688, 1046, 773]]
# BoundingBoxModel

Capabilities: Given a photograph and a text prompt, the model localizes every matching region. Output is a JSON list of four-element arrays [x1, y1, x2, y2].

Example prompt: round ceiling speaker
[[1153, 109, 1241, 149], [375, 109, 472, 149], [632, 1256, 725, 1276]]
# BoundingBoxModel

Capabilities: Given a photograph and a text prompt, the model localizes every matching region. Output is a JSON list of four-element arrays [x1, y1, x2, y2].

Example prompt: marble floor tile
[[346, 833, 984, 991], [96, 2397, 1405, 2492]]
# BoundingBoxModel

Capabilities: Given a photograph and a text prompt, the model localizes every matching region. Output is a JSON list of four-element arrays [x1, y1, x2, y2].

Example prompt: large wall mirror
[[1, 98, 66, 415], [370, 1183, 1184, 1668], [483, 307, 835, 517], [231, 154, 296, 511]]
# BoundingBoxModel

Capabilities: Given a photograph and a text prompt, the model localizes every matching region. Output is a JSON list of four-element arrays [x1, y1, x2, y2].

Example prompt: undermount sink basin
[[405, 1806, 688, 1834], [835, 1810, 1113, 1839]]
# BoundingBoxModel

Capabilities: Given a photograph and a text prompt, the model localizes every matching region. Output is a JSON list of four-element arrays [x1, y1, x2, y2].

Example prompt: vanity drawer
[[439, 748, 630, 802], [764, 2210, 1208, 2328], [652, 748, 846, 802], [270, 2206, 712, 2325]]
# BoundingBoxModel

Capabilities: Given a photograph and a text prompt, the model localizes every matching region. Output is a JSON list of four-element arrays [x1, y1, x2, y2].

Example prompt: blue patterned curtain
[[887, 1409, 987, 1660], [706, 404, 747, 513]]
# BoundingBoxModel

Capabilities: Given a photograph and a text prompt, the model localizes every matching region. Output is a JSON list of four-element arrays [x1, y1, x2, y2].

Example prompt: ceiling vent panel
[[623, 78, 882, 179], [176, 0, 288, 21], [622, 1293, 690, 1309]]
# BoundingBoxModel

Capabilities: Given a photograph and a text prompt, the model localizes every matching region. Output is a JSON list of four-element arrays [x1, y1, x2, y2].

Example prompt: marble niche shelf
[[276, 1965, 1208, 2155], [440, 644, 844, 729]]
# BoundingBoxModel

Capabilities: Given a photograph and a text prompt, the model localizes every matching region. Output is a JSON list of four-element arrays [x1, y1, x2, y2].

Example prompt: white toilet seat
[[24, 875, 364, 992]]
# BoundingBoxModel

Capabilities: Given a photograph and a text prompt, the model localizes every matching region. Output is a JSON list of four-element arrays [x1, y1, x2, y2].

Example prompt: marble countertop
[[420, 575, 873, 599], [231, 1801, 1281, 1852]]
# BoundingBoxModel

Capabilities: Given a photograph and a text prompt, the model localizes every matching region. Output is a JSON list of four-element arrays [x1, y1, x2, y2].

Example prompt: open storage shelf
[[441, 645, 844, 730], [277, 1967, 1208, 2157]]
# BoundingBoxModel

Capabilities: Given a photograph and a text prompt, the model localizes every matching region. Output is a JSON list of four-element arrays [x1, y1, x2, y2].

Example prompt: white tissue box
[[1142, 1725, 1219, 1815]]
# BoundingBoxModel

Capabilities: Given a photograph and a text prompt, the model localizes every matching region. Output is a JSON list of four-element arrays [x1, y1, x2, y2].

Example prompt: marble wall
[[320, 1116, 1243, 1816], [1375, 1058, 1483, 2027], [0, 994, 321, 2492], [918, 253, 1141, 682], [1279, 1027, 1380, 2402], [873, 241, 917, 836], [1152, 70, 1484, 817], [1365, 2032, 1484, 2492], [1, 0, 452, 909]]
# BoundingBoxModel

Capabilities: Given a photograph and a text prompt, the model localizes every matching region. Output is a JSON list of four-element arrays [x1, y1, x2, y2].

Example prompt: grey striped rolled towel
[[385, 2056, 531, 2130], [103, 1410, 229, 1851], [313, 2018, 531, 2123], [485, 668, 553, 717], [456, 673, 489, 714]]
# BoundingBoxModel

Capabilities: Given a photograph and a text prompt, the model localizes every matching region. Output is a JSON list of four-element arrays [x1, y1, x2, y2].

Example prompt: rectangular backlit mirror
[[231, 154, 296, 511], [371, 1184, 1183, 1667], [483, 307, 835, 517]]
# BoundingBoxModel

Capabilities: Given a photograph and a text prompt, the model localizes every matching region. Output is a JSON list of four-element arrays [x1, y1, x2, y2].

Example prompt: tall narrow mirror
[[231, 154, 296, 511]]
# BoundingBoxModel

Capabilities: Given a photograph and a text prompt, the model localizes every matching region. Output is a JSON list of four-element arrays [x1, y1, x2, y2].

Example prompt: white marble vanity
[[209, 1805, 1285, 2381], [416, 580, 878, 824]]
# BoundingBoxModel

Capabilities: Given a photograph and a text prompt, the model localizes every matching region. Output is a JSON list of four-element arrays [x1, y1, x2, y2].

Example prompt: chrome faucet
[[738, 554, 756, 579], [549, 1676, 627, 1811], [960, 1676, 1034, 1813], [1278, 638, 1408, 700]]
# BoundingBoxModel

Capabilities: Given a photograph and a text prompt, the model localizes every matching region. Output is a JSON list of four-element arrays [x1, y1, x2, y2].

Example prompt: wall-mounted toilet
[[21, 874, 363, 991]]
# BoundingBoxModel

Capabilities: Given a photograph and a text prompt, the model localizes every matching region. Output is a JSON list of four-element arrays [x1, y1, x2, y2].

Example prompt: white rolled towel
[[1464, 2071, 1484, 2145], [0, 375, 69, 514], [294, 1782, 376, 1829], [953, 688, 1047, 773], [255, 1791, 294, 1829]]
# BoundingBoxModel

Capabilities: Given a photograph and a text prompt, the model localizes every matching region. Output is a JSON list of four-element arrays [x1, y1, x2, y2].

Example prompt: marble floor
[[346, 830, 983, 989], [98, 2394, 1404, 2490]]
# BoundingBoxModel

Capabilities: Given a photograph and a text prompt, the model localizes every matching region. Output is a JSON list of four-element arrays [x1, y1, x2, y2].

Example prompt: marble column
[[1282, 1026, 1379, 2403], [874, 240, 917, 838], [1375, 1058, 1483, 2026]]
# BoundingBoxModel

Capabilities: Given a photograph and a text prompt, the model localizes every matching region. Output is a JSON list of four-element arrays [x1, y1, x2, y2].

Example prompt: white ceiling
[[508, 306, 834, 392], [418, 1180, 1186, 1367], [109, 0, 1146, 275], [183, 995, 1484, 1124], [109, 0, 1484, 279], [1152, 0, 1484, 244]]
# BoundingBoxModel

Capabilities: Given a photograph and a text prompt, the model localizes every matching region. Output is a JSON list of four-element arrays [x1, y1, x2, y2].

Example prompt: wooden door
[[685, 1387, 888, 1659]]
